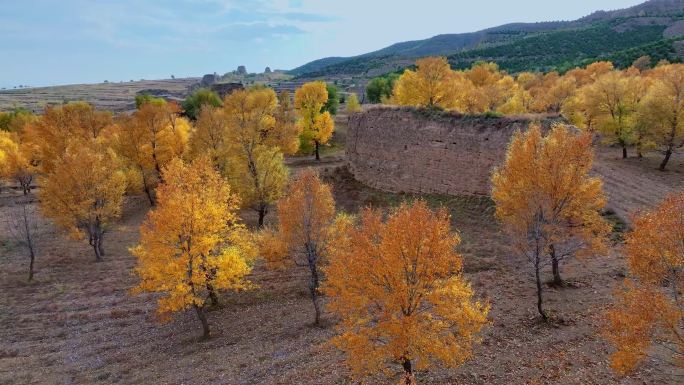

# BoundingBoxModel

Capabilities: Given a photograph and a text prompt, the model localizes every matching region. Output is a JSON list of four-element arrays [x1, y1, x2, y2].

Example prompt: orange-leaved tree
[[324, 200, 489, 384], [23, 102, 113, 173], [40, 145, 126, 261], [260, 169, 336, 325], [112, 99, 189, 205], [132, 157, 256, 338], [491, 124, 611, 320], [604, 192, 684, 374], [294, 81, 334, 161]]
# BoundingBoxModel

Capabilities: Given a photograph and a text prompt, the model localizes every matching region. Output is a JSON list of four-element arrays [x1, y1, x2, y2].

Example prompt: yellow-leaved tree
[[273, 90, 301, 155], [638, 63, 684, 170], [260, 169, 336, 325], [0, 132, 15, 187], [0, 131, 38, 194], [604, 193, 684, 375], [222, 87, 299, 227], [491, 124, 611, 320], [40, 145, 126, 261], [112, 100, 189, 205], [294, 81, 334, 161], [393, 56, 459, 110], [188, 106, 229, 173], [581, 71, 641, 158], [324, 200, 489, 384], [346, 93, 362, 113], [132, 157, 256, 338]]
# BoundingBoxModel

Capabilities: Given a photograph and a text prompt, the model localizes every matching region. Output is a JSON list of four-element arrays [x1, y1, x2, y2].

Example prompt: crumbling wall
[[346, 107, 560, 196]]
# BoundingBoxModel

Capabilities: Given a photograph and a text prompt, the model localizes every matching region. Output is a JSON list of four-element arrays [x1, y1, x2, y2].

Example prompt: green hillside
[[448, 21, 682, 73], [291, 0, 684, 79]]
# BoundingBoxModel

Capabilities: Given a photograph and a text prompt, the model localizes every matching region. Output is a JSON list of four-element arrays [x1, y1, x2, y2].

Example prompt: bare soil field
[[0, 146, 682, 385], [0, 78, 199, 114], [594, 148, 684, 222]]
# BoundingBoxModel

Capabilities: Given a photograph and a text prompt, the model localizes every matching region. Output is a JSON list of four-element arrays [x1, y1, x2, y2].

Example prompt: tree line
[[371, 56, 684, 170]]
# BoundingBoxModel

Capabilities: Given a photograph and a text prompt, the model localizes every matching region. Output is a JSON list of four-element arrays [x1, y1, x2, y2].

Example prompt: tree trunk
[[622, 145, 628, 159], [206, 283, 219, 307], [535, 256, 547, 320], [257, 204, 267, 228], [402, 358, 414, 385], [194, 304, 210, 339], [98, 235, 105, 258], [550, 244, 562, 286], [314, 141, 320, 161], [92, 242, 103, 262], [660, 148, 673, 171], [140, 166, 155, 206], [143, 184, 154, 206], [28, 245, 35, 282], [90, 231, 104, 262], [307, 247, 321, 326]]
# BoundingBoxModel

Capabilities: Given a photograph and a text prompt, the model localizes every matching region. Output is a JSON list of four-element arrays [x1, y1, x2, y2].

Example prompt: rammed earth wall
[[346, 107, 561, 196]]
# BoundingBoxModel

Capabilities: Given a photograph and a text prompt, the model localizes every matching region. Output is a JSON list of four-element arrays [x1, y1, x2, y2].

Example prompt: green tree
[[366, 73, 399, 103], [135, 94, 165, 109], [323, 84, 339, 115], [182, 88, 222, 120]]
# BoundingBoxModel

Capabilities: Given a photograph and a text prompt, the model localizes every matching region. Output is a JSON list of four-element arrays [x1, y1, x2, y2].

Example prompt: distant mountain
[[290, 0, 684, 78]]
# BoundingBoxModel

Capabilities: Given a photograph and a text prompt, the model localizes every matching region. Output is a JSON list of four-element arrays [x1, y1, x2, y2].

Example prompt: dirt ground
[[1, 144, 682, 385]]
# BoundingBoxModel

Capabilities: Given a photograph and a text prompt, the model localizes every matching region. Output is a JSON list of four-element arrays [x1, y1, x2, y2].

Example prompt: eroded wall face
[[346, 107, 557, 196]]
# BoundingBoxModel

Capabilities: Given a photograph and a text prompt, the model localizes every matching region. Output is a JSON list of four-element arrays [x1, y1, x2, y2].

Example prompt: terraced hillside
[[0, 78, 199, 114]]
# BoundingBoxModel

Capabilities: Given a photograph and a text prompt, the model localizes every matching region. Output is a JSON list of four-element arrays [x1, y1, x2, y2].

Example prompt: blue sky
[[0, 0, 643, 88]]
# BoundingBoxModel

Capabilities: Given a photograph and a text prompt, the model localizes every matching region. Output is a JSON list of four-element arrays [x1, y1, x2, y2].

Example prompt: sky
[[0, 0, 644, 88]]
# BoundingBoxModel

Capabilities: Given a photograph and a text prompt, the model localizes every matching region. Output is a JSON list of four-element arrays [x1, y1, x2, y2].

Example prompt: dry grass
[[0, 147, 682, 384]]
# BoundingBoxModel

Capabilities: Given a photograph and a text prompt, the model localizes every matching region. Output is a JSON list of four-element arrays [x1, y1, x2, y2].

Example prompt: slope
[[291, 0, 684, 78]]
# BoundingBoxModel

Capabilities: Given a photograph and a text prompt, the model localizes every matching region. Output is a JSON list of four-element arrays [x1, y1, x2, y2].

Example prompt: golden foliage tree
[[0, 131, 37, 194], [273, 90, 301, 156], [579, 72, 641, 158], [638, 64, 684, 170], [24, 102, 112, 173], [393, 57, 459, 110], [227, 146, 289, 227], [294, 81, 334, 161], [261, 169, 336, 325], [40, 146, 126, 261], [188, 106, 229, 173], [222, 87, 299, 226], [491, 124, 610, 319], [324, 201, 489, 383], [111, 100, 189, 205], [346, 92, 362, 113], [604, 193, 684, 374], [132, 157, 256, 338]]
